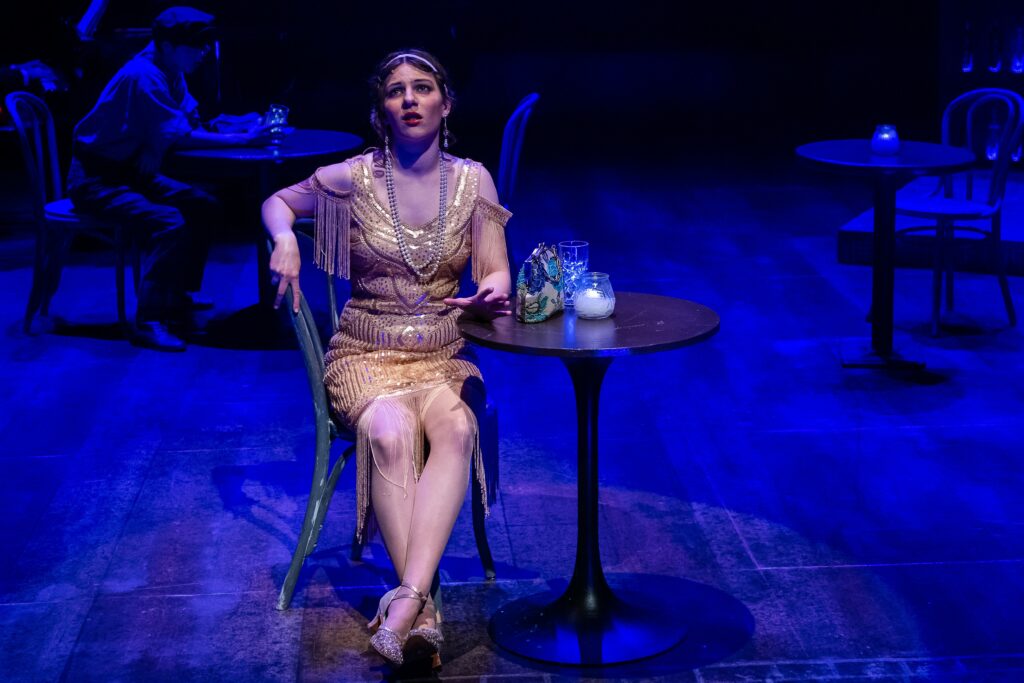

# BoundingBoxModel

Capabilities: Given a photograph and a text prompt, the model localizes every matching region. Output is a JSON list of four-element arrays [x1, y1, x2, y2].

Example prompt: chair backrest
[[4, 91, 63, 221], [941, 88, 1024, 208], [496, 93, 540, 208]]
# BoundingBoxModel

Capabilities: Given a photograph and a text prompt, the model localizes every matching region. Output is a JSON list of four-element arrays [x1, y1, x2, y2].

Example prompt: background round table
[[172, 129, 363, 306], [460, 291, 719, 665], [796, 139, 975, 367], [173, 129, 363, 165]]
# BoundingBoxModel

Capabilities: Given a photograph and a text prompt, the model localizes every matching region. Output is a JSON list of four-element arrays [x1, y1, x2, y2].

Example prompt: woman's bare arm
[[262, 162, 353, 311]]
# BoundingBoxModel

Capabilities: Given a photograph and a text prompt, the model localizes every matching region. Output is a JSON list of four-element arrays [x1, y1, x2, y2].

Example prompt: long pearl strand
[[384, 145, 448, 281]]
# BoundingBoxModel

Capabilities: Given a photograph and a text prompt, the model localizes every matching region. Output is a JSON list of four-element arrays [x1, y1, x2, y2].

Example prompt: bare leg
[[381, 382, 482, 636], [363, 400, 418, 586]]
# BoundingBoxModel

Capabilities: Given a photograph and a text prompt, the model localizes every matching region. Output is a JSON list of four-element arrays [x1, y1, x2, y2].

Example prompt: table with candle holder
[[796, 139, 975, 368], [460, 292, 720, 665]]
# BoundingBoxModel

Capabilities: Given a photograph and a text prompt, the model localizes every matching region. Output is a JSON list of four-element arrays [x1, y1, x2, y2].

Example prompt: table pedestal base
[[836, 341, 925, 370], [489, 575, 688, 666]]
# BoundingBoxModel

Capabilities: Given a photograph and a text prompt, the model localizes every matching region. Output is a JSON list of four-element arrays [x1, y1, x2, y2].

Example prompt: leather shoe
[[133, 321, 187, 352]]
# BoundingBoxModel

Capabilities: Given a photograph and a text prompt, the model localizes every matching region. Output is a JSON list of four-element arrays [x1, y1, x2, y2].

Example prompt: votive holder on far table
[[573, 272, 615, 319], [870, 124, 900, 156], [558, 240, 589, 306]]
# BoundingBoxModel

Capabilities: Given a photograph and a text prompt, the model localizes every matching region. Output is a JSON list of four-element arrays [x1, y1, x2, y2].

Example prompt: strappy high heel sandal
[[406, 594, 443, 662], [367, 582, 427, 667]]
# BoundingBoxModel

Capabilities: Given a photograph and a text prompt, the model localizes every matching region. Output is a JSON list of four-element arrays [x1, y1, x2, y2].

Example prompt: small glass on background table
[[558, 240, 589, 306], [871, 124, 900, 155], [264, 103, 290, 145]]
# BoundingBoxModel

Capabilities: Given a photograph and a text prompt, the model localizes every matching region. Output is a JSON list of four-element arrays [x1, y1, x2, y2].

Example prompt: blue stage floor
[[1, 158, 1022, 681]]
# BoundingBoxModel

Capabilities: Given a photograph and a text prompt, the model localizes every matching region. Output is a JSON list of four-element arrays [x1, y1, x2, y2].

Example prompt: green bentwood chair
[[276, 224, 498, 610], [896, 88, 1023, 335], [6, 91, 140, 332]]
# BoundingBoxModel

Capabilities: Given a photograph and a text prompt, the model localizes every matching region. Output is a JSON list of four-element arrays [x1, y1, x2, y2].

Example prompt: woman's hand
[[444, 286, 512, 321], [270, 232, 301, 312]]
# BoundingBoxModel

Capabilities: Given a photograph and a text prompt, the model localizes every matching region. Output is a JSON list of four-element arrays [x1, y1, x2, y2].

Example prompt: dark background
[[3, 1, 1023, 168]]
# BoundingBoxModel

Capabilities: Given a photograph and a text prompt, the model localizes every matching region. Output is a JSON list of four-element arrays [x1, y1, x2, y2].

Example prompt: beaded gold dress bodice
[[299, 154, 511, 537]]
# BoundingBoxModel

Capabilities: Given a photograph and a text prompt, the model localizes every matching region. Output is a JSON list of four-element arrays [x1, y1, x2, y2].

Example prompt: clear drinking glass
[[264, 103, 290, 144], [573, 272, 616, 319], [558, 240, 589, 306]]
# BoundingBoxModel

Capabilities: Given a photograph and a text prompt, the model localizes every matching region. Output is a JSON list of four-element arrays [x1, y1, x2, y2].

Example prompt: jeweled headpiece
[[382, 53, 438, 73]]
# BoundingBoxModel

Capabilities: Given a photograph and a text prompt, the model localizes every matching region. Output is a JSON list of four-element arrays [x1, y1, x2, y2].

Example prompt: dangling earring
[[442, 116, 450, 151]]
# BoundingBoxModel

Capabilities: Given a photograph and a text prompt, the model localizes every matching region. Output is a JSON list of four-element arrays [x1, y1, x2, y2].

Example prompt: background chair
[[5, 91, 139, 333], [276, 224, 498, 611], [896, 88, 1023, 335], [496, 93, 540, 210]]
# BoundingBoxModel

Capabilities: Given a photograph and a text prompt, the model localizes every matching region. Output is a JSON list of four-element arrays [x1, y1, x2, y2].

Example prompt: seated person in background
[[67, 6, 272, 351]]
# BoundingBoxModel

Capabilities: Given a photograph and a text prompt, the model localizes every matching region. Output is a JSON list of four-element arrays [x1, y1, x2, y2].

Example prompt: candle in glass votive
[[573, 272, 615, 319]]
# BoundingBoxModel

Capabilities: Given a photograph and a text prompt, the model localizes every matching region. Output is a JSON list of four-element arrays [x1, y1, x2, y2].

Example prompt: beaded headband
[[382, 53, 438, 73]]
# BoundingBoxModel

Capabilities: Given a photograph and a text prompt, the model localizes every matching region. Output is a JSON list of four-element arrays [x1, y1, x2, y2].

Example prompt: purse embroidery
[[515, 243, 564, 323]]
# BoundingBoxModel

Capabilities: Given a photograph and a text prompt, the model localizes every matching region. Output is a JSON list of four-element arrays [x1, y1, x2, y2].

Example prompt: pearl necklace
[[384, 146, 448, 281]]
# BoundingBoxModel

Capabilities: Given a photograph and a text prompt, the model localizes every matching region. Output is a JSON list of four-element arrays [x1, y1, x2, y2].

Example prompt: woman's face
[[381, 63, 450, 146]]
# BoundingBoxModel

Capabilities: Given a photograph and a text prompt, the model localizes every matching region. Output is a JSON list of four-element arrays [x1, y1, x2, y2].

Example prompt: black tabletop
[[796, 139, 975, 176], [174, 129, 363, 162], [458, 291, 720, 358]]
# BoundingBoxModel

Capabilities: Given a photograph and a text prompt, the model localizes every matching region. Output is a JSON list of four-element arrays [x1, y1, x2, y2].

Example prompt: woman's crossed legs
[[361, 379, 483, 637]]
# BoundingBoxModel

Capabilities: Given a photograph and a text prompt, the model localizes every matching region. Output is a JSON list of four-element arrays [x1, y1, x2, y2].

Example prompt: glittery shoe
[[367, 583, 427, 667], [406, 596, 443, 662]]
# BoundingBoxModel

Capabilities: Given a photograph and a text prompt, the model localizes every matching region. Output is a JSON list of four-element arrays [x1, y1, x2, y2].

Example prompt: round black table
[[172, 129, 363, 306], [796, 139, 975, 368], [460, 292, 720, 665]]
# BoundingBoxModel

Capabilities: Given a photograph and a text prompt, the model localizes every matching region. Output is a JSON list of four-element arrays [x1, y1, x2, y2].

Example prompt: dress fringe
[[471, 197, 513, 284], [312, 176, 352, 280]]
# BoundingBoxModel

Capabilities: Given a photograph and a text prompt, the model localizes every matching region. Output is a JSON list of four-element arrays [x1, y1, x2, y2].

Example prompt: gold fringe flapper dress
[[295, 155, 511, 541]]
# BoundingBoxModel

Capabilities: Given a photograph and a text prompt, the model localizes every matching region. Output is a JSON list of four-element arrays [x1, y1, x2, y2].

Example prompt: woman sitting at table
[[262, 49, 512, 666]]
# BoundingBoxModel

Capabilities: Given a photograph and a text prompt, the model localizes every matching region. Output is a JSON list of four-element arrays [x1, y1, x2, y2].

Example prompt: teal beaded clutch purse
[[515, 243, 564, 323]]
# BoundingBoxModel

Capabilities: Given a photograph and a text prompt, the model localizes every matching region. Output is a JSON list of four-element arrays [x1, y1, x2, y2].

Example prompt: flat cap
[[152, 6, 216, 46]]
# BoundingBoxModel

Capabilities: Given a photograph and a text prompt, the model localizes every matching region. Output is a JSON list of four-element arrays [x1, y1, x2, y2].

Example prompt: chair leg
[[350, 528, 364, 562], [306, 445, 351, 554], [944, 224, 955, 312], [131, 237, 142, 294], [278, 427, 334, 611], [471, 458, 496, 581], [931, 224, 945, 337], [41, 231, 71, 318], [993, 214, 1016, 327], [24, 223, 50, 333], [115, 229, 128, 329]]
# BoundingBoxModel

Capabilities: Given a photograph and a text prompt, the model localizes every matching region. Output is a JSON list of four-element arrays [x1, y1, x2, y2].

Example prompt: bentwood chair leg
[[278, 427, 333, 610], [24, 223, 49, 333], [944, 225, 955, 312], [350, 528, 364, 561], [132, 238, 141, 292], [116, 229, 127, 328], [306, 445, 352, 554], [278, 478, 325, 610], [931, 224, 945, 337], [43, 232, 71, 318], [994, 214, 1017, 326], [430, 572, 443, 629], [471, 458, 496, 580]]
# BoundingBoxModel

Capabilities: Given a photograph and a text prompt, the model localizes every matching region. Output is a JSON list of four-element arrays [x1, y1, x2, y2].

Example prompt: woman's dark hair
[[368, 48, 455, 146]]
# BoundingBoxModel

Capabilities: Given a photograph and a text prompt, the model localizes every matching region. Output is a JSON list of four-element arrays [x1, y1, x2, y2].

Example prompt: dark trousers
[[69, 158, 220, 321]]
